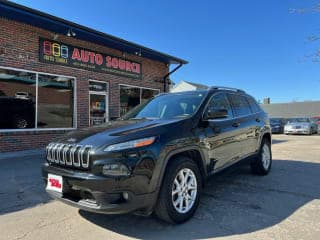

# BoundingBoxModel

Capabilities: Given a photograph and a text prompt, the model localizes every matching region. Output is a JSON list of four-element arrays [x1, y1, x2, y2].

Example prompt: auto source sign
[[39, 38, 142, 79]]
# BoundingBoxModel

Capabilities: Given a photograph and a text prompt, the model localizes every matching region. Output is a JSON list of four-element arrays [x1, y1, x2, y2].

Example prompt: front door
[[89, 80, 108, 126], [203, 92, 242, 170]]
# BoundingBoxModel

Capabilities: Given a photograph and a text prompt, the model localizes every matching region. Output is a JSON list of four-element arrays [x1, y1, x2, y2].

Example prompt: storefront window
[[141, 88, 160, 103], [0, 69, 36, 129], [89, 80, 108, 126], [0, 67, 75, 130], [120, 85, 159, 116], [38, 74, 74, 128]]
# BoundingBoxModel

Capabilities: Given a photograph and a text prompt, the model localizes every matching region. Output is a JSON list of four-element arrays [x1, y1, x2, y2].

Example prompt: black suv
[[42, 87, 272, 224]]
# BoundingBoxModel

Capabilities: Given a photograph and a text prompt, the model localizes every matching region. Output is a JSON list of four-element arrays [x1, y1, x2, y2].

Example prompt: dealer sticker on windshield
[[46, 174, 63, 193]]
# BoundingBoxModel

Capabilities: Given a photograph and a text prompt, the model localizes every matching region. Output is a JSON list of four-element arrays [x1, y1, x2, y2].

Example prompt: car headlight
[[104, 136, 156, 152]]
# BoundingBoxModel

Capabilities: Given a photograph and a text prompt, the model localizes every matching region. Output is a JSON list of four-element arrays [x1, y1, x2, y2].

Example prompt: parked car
[[42, 87, 272, 224], [270, 118, 286, 134], [0, 97, 35, 129], [284, 118, 317, 135], [311, 116, 320, 134]]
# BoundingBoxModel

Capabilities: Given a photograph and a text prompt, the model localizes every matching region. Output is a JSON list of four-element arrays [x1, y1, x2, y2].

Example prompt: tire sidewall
[[162, 158, 202, 223], [259, 139, 272, 174]]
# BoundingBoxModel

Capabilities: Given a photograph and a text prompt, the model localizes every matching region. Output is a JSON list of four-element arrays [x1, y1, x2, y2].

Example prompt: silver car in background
[[284, 118, 317, 135]]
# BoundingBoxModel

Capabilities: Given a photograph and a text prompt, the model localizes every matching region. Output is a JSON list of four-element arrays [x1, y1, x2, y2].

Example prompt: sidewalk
[[0, 148, 50, 215], [0, 148, 44, 160]]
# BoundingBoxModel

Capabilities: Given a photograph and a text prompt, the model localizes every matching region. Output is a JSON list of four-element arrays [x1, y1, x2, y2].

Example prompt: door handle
[[256, 118, 261, 123], [232, 122, 240, 128]]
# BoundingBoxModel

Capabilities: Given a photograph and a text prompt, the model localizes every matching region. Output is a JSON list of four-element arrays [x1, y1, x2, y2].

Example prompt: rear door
[[227, 93, 257, 157]]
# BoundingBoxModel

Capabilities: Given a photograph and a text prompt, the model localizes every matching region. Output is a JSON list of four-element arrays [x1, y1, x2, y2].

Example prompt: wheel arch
[[154, 146, 207, 192]]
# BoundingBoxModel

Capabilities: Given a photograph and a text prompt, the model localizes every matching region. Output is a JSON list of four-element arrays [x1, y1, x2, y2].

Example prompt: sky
[[11, 0, 320, 103]]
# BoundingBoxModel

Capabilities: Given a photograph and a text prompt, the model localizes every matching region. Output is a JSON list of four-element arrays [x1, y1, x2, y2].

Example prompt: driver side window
[[205, 93, 233, 120]]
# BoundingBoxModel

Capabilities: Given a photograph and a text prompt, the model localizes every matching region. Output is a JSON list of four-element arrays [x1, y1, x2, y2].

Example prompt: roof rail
[[210, 86, 245, 93]]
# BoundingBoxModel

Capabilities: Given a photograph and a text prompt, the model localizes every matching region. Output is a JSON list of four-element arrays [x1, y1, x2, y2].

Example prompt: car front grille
[[46, 143, 92, 169]]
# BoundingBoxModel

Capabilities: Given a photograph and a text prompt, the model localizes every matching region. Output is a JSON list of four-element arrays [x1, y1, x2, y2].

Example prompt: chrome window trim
[[202, 92, 263, 122]]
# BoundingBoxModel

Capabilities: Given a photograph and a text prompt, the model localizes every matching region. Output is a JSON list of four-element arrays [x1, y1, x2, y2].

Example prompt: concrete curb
[[0, 148, 45, 160]]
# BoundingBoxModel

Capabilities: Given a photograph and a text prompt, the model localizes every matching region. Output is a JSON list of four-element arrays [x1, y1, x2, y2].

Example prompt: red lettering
[[49, 179, 61, 189], [88, 52, 95, 64], [106, 56, 112, 67], [95, 54, 103, 65], [81, 50, 89, 62], [132, 63, 141, 74], [72, 48, 81, 61], [126, 61, 132, 72], [112, 57, 118, 68], [118, 59, 126, 70]]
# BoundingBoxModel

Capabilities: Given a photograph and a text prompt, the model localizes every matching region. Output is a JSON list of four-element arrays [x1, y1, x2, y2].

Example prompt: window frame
[[0, 66, 77, 132], [227, 93, 254, 118], [119, 84, 160, 117], [88, 79, 109, 126], [202, 92, 234, 121]]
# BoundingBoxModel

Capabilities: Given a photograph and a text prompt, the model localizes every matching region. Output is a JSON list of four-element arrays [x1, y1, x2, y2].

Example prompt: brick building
[[0, 2, 187, 152]]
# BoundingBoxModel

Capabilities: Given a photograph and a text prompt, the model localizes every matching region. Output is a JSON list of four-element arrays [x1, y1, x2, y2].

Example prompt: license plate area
[[46, 174, 63, 193]]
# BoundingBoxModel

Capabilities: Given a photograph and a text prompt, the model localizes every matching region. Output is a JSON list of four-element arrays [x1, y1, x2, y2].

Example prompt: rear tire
[[154, 156, 202, 224], [251, 138, 272, 175]]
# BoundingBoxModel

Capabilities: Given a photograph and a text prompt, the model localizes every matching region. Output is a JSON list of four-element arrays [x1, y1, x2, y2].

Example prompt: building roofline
[[0, 1, 188, 65]]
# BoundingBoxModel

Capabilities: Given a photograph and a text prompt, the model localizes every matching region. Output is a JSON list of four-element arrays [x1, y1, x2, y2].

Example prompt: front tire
[[251, 138, 272, 175], [154, 156, 202, 224]]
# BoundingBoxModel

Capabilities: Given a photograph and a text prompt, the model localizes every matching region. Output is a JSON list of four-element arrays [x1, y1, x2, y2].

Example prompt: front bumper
[[284, 129, 311, 135], [42, 163, 157, 215]]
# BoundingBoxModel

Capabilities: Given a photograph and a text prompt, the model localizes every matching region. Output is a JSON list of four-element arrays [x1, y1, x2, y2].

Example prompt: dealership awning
[[0, 1, 188, 65]]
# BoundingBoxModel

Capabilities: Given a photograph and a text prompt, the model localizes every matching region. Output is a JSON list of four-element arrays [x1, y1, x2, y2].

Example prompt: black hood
[[56, 118, 184, 147]]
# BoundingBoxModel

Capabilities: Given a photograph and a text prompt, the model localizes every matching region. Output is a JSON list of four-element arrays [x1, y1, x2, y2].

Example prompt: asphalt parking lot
[[0, 134, 319, 240]]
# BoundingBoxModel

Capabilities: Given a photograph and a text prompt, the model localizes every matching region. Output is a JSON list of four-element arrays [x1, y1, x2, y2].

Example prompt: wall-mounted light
[[67, 28, 76, 37], [135, 49, 142, 56], [52, 33, 59, 40]]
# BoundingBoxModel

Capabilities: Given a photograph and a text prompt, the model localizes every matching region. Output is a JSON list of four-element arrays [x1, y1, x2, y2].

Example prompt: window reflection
[[0, 69, 36, 129], [38, 74, 74, 128], [120, 86, 160, 116], [0, 68, 75, 130]]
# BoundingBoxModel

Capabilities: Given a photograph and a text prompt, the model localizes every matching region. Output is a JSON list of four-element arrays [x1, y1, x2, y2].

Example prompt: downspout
[[163, 63, 183, 92]]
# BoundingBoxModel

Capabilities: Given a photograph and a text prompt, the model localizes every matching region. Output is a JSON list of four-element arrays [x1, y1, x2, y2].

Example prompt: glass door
[[89, 80, 108, 126]]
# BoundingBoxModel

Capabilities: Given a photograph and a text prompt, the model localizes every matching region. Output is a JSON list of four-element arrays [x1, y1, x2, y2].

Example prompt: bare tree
[[290, 3, 320, 62]]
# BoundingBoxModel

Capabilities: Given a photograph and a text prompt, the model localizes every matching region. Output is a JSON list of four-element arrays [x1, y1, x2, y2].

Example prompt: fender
[[149, 145, 208, 194]]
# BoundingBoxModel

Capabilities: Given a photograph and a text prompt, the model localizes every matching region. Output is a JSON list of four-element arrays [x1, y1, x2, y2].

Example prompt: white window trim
[[119, 84, 160, 117], [89, 79, 109, 126], [0, 65, 77, 133]]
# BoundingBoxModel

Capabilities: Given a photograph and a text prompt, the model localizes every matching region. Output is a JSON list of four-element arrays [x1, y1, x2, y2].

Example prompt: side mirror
[[205, 108, 229, 120]]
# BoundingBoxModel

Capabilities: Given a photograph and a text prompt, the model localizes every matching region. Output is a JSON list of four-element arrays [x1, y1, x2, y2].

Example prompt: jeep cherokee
[[42, 86, 272, 224]]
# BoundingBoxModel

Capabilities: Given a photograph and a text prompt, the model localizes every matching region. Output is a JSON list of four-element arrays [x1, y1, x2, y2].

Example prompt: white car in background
[[15, 92, 31, 100], [284, 118, 317, 135]]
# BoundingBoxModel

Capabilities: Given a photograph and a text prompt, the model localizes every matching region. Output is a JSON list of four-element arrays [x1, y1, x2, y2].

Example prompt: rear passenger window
[[228, 94, 252, 117], [247, 97, 261, 113]]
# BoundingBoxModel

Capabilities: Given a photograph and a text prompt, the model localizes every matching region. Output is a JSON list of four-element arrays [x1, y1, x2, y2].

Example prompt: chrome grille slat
[[46, 142, 92, 169]]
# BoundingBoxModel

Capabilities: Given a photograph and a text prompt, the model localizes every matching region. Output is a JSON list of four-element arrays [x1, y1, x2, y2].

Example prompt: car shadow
[[79, 159, 320, 239], [272, 139, 287, 144], [0, 153, 51, 215]]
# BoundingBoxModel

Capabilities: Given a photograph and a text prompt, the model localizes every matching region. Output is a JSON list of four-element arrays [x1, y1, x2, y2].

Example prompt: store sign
[[39, 38, 142, 79]]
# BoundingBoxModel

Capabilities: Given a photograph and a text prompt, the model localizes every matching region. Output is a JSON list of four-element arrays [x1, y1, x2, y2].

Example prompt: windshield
[[270, 118, 281, 124], [288, 118, 310, 123], [122, 92, 207, 120]]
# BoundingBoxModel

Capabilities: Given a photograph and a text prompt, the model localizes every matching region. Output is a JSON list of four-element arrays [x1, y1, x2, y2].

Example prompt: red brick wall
[[0, 18, 169, 152]]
